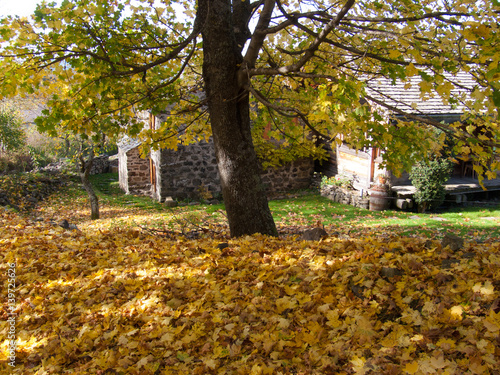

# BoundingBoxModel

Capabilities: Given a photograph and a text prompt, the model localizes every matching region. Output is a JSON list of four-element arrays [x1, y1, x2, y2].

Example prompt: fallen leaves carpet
[[1, 209, 499, 374]]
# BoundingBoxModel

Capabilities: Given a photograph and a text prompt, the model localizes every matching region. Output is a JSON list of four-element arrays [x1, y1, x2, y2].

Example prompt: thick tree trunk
[[79, 150, 100, 220], [200, 0, 277, 237]]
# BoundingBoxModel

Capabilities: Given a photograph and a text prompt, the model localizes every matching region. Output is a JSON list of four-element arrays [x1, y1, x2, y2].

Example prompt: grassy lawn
[[30, 172, 500, 242]]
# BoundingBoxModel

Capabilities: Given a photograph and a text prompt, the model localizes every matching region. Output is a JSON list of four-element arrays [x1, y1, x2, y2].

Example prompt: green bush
[[0, 106, 26, 152], [409, 158, 453, 212], [321, 173, 354, 189], [27, 145, 55, 169], [0, 152, 33, 174]]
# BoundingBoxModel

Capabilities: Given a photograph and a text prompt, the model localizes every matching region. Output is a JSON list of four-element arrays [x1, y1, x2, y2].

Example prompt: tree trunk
[[200, 0, 277, 237], [79, 149, 100, 220]]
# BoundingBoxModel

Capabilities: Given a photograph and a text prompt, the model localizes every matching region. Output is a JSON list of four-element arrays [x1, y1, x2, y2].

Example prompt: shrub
[[321, 173, 354, 189], [0, 106, 26, 153], [0, 152, 33, 174], [27, 145, 55, 169], [409, 158, 453, 212]]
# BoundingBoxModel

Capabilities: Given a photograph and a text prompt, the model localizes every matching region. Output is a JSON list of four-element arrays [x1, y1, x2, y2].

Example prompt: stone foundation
[[320, 185, 370, 209]]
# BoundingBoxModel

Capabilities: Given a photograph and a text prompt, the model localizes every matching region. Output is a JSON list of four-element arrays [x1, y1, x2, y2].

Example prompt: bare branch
[[344, 11, 469, 24], [248, 0, 355, 77], [243, 0, 276, 68]]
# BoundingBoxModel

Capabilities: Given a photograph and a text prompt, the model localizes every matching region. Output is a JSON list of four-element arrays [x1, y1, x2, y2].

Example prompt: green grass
[[269, 193, 500, 240], [90, 173, 169, 211], [85, 173, 500, 241]]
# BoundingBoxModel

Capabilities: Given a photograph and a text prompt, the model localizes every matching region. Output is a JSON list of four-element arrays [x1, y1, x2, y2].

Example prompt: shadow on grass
[[270, 194, 500, 241], [88, 173, 499, 241]]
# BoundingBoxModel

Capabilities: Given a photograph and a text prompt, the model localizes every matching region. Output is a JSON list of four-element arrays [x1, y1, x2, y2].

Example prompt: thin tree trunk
[[79, 149, 99, 220], [200, 0, 277, 237]]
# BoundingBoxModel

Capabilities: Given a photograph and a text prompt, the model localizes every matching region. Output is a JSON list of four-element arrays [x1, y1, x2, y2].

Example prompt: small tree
[[60, 134, 113, 221], [409, 159, 453, 213], [0, 105, 25, 153], [78, 143, 100, 220]]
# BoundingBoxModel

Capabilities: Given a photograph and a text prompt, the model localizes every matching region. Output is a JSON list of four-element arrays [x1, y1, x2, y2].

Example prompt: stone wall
[[320, 184, 370, 209], [90, 155, 110, 175], [262, 158, 314, 195], [119, 109, 318, 200], [119, 147, 151, 195], [123, 139, 315, 201], [153, 140, 221, 201]]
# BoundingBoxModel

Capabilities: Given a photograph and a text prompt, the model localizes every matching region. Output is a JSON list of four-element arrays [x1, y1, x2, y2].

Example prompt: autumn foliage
[[1, 206, 499, 374]]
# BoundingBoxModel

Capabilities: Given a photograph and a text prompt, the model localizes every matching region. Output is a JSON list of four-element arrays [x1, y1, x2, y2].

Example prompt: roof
[[365, 71, 476, 117], [117, 136, 142, 153]]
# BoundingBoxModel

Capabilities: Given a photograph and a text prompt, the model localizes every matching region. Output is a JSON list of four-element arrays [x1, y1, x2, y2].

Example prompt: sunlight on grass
[[31, 172, 500, 242]]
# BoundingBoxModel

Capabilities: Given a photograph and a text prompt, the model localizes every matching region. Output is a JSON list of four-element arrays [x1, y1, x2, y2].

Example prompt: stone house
[[118, 112, 314, 201], [118, 138, 153, 196], [323, 72, 479, 190], [119, 73, 488, 200]]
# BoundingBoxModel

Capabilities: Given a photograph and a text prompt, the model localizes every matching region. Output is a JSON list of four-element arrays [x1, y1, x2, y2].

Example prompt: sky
[[0, 0, 46, 18]]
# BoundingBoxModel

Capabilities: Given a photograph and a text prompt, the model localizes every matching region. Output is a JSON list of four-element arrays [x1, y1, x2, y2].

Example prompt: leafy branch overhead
[[1, 1, 498, 161]]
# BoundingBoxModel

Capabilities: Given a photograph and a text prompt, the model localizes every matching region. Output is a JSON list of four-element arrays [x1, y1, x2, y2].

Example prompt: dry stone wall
[[261, 159, 314, 195], [153, 140, 221, 201], [320, 184, 370, 209], [89, 155, 110, 175]]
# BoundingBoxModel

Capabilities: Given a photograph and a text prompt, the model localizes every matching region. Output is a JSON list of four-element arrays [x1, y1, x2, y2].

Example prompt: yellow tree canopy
[[0, 0, 499, 178]]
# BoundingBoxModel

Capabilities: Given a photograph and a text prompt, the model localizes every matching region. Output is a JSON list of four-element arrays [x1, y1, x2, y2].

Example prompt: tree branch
[[243, 0, 276, 69], [248, 0, 355, 77], [344, 11, 469, 24], [364, 93, 500, 149], [249, 85, 333, 141]]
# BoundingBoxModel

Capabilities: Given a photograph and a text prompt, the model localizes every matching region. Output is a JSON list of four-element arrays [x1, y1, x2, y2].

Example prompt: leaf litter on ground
[[1, 205, 499, 374]]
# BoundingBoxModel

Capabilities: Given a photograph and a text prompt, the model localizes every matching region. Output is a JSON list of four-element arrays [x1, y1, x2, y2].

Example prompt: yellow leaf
[[389, 50, 401, 59], [351, 356, 366, 374], [117, 335, 128, 346], [480, 281, 495, 296], [382, 133, 393, 144], [250, 364, 263, 375], [436, 338, 456, 350], [136, 355, 151, 368], [127, 340, 139, 349], [406, 63, 418, 77], [202, 357, 218, 370], [419, 80, 433, 93], [450, 305, 464, 319], [430, 355, 447, 369], [403, 361, 419, 374], [275, 296, 297, 313], [484, 310, 500, 333], [326, 310, 342, 329], [159, 332, 174, 343]]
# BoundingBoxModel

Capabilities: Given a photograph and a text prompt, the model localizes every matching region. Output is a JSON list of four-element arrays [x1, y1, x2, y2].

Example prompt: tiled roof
[[365, 71, 476, 116]]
